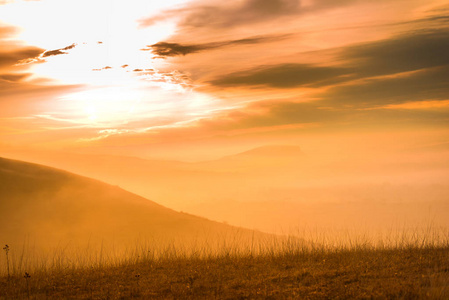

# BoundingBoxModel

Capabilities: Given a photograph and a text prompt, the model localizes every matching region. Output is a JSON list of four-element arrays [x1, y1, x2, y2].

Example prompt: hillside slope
[[0, 157, 251, 249]]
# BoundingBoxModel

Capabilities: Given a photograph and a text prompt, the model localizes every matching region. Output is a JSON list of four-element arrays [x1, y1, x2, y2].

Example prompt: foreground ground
[[1, 246, 449, 299]]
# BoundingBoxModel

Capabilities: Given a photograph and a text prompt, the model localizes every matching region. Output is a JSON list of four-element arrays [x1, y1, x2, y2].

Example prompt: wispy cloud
[[175, 0, 302, 28], [42, 43, 76, 57], [339, 28, 449, 78], [321, 66, 449, 108], [141, 0, 301, 28], [92, 66, 113, 71], [210, 63, 350, 88], [0, 47, 44, 68], [0, 72, 31, 82], [145, 34, 291, 58], [208, 26, 449, 109], [140, 0, 379, 29], [0, 25, 82, 118]]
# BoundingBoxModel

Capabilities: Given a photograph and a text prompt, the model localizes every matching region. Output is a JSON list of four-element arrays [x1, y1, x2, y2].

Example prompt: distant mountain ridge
[[0, 145, 307, 209], [227, 145, 304, 157]]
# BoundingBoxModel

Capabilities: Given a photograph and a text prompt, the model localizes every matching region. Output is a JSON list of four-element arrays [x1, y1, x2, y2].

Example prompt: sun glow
[[0, 0, 184, 49], [0, 0, 222, 129]]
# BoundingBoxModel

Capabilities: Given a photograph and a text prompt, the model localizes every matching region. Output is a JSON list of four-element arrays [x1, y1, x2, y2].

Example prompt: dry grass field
[[1, 231, 448, 299]]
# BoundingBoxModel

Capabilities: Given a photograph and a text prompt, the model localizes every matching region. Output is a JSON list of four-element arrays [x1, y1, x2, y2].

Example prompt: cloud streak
[[340, 28, 449, 77], [0, 73, 31, 82], [0, 47, 44, 69], [145, 34, 291, 57], [141, 0, 302, 28], [321, 66, 449, 108], [210, 63, 350, 88], [140, 0, 388, 29], [211, 27, 449, 86], [42, 43, 76, 57], [0, 26, 82, 119]]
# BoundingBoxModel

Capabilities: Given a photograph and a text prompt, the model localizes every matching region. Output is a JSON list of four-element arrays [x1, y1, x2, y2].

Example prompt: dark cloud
[[92, 66, 113, 71], [0, 47, 44, 69], [146, 42, 202, 57], [340, 28, 449, 78], [206, 23, 449, 114], [210, 63, 350, 88], [403, 14, 449, 26], [239, 101, 340, 126], [61, 43, 76, 51], [321, 66, 449, 108], [210, 27, 449, 91], [42, 43, 76, 57], [42, 49, 66, 57], [319, 28, 449, 108], [146, 35, 290, 58]]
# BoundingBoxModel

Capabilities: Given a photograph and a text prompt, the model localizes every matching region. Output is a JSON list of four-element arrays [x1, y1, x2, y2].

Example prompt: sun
[[1, 0, 219, 129]]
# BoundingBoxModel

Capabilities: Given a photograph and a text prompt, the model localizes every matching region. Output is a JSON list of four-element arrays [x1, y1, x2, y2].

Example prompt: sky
[[1, 0, 449, 161]]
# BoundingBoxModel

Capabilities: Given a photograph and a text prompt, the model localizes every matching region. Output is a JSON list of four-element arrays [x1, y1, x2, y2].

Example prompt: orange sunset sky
[[1, 0, 448, 161]]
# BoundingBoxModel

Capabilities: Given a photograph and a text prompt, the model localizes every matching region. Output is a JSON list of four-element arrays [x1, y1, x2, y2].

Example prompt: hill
[[0, 157, 256, 251]]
